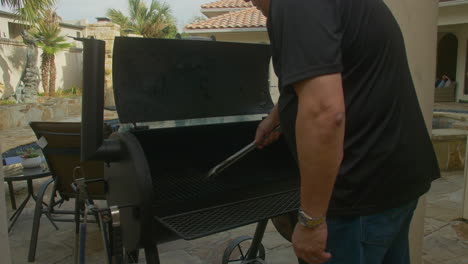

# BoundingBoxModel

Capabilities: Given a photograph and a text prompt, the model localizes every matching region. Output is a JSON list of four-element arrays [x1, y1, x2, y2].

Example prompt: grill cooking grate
[[155, 190, 299, 240], [153, 168, 237, 201]]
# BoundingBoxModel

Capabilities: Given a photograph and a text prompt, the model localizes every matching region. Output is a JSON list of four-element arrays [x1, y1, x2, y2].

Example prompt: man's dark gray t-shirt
[[267, 0, 440, 216]]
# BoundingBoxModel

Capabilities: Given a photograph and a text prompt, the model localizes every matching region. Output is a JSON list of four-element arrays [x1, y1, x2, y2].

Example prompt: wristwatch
[[298, 209, 326, 228]]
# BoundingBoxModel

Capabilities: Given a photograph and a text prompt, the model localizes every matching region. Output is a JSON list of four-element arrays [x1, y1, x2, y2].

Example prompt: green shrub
[[0, 99, 16, 105], [56, 86, 82, 97]]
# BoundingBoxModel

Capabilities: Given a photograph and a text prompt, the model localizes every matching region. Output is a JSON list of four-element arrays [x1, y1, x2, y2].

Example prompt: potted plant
[[17, 148, 42, 168]]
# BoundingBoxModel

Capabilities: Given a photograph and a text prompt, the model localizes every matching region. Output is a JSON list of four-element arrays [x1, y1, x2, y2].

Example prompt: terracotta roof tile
[[201, 0, 253, 9], [202, 0, 453, 8], [186, 7, 266, 30], [202, 0, 450, 7]]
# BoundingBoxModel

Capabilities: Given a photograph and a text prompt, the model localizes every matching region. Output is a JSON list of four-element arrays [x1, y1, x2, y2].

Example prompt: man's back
[[268, 0, 440, 216]]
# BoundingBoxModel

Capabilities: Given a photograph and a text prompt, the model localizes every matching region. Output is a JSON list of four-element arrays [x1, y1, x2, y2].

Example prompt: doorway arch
[[436, 33, 458, 83]]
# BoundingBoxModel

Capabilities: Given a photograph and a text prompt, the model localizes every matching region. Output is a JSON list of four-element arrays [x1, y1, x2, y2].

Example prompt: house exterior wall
[[0, 13, 86, 46], [438, 24, 468, 101], [0, 16, 9, 38], [59, 26, 86, 48], [438, 3, 468, 102], [439, 4, 468, 26], [0, 15, 30, 40], [0, 39, 83, 98], [7, 21, 28, 40], [385, 0, 438, 263]]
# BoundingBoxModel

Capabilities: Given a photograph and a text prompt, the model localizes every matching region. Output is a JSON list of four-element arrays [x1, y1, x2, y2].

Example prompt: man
[[246, 0, 440, 263], [437, 74, 452, 88]]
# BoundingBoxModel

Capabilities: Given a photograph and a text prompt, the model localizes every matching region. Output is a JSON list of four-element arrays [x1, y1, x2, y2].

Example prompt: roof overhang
[[201, 7, 245, 13], [439, 0, 468, 7], [58, 23, 85, 30], [438, 0, 468, 26], [0, 10, 85, 29], [0, 10, 17, 19], [185, 27, 267, 34]]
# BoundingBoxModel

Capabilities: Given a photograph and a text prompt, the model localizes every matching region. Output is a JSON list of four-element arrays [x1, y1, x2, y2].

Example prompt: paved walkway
[[423, 171, 468, 264], [2, 103, 468, 263], [3, 171, 467, 264]]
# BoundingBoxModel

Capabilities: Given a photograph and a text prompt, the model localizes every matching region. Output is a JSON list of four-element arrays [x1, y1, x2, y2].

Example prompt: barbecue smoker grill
[[80, 37, 300, 263]]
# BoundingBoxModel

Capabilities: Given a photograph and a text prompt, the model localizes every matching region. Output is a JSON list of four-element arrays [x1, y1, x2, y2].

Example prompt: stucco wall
[[0, 39, 83, 98], [384, 0, 438, 263], [439, 4, 468, 26], [59, 26, 85, 48], [0, 17, 9, 38]]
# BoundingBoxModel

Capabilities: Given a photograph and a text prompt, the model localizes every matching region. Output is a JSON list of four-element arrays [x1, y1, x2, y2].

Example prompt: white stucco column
[[454, 29, 466, 101], [463, 139, 468, 219], [384, 1, 438, 263], [0, 145, 12, 264]]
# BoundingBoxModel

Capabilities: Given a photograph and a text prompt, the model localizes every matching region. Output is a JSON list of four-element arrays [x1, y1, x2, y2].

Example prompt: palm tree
[[107, 0, 177, 38], [1, 0, 56, 23], [32, 9, 72, 96]]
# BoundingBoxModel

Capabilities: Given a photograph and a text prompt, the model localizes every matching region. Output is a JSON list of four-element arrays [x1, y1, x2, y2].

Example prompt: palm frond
[[107, 0, 177, 38], [33, 9, 72, 55], [128, 0, 141, 23], [1, 0, 56, 24], [107, 9, 131, 29]]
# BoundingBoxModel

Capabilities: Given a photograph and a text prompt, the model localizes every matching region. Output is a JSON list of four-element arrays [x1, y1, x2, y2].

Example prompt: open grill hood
[[112, 37, 273, 124]]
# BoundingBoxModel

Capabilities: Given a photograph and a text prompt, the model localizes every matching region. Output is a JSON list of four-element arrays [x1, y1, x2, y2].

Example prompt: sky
[[1, 0, 213, 30]]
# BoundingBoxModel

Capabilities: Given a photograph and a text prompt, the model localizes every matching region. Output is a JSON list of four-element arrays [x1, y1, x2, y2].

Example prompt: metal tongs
[[204, 125, 281, 180]]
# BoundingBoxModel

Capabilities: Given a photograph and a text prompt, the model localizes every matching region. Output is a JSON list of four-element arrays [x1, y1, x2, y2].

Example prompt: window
[[8, 22, 29, 40]]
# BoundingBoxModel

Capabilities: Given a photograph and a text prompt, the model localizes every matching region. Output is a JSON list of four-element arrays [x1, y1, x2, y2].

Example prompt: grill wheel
[[222, 235, 266, 264]]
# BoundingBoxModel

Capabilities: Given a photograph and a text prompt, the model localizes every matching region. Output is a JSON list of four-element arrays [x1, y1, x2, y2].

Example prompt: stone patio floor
[[1, 170, 466, 264], [1, 104, 468, 263]]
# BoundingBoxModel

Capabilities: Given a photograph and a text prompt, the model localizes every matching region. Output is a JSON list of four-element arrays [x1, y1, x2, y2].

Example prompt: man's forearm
[[269, 104, 280, 125], [296, 108, 344, 217]]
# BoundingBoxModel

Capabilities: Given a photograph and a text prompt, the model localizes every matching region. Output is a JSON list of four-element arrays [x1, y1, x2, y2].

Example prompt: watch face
[[298, 210, 325, 228], [298, 211, 309, 225]]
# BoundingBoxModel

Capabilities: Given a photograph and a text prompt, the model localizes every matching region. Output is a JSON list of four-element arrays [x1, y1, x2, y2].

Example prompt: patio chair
[[27, 122, 112, 262]]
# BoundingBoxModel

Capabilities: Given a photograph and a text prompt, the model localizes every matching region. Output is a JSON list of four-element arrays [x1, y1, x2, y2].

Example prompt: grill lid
[[113, 37, 273, 123]]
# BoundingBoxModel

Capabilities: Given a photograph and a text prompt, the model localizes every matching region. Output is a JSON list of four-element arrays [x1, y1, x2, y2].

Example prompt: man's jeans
[[299, 200, 418, 264]]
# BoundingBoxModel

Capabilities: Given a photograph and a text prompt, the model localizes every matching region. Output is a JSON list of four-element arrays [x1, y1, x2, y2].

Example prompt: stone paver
[[2, 171, 467, 263], [423, 172, 468, 264], [435, 102, 468, 112], [2, 103, 468, 263]]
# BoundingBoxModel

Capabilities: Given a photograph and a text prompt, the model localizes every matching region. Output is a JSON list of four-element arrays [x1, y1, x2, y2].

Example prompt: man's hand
[[255, 105, 281, 148], [293, 223, 331, 264]]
